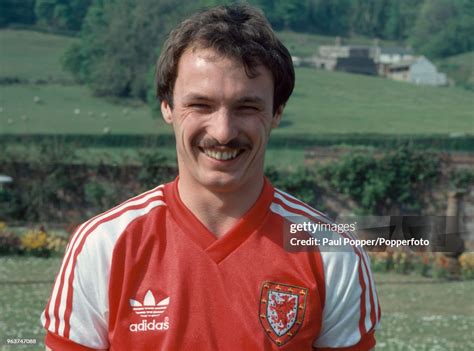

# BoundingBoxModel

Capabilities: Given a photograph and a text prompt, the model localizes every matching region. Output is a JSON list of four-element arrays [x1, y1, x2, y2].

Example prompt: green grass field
[[0, 84, 169, 135], [1, 69, 473, 136], [437, 51, 474, 91], [0, 30, 76, 82], [1, 29, 473, 136], [0, 257, 473, 350], [280, 68, 474, 135]]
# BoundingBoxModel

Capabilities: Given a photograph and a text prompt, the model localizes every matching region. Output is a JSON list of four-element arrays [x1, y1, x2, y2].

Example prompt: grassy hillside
[[0, 29, 76, 82], [437, 51, 474, 91], [0, 29, 473, 136], [2, 69, 472, 135], [280, 68, 474, 135], [0, 84, 170, 135]]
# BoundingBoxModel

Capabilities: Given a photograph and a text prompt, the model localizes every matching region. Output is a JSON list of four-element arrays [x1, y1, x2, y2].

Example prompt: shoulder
[[268, 188, 381, 349], [69, 184, 167, 260], [269, 187, 367, 272], [269, 187, 332, 224], [41, 184, 169, 346]]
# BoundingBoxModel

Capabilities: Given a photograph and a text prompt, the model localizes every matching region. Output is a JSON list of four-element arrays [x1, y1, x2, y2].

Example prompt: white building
[[387, 56, 447, 86], [371, 46, 414, 65]]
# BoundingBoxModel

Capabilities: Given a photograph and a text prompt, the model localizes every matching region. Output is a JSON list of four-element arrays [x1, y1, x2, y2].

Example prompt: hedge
[[1, 133, 473, 151]]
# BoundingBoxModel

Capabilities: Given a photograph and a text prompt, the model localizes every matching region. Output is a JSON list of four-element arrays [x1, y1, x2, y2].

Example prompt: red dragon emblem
[[259, 282, 308, 346]]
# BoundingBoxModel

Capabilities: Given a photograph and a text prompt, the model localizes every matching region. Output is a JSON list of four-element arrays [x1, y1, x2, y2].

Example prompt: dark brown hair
[[155, 4, 294, 113]]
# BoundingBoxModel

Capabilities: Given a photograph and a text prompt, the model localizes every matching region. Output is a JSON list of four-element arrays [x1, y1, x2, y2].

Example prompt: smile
[[200, 148, 243, 161]]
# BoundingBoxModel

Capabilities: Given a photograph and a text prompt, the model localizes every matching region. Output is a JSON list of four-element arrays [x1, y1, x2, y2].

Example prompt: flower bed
[[0, 222, 67, 257], [369, 249, 474, 280]]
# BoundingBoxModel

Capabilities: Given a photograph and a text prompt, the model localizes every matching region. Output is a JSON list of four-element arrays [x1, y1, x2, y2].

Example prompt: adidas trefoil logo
[[129, 290, 170, 332], [130, 290, 170, 318]]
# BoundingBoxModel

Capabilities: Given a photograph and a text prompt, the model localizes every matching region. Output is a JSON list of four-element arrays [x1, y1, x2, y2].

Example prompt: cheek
[[177, 118, 204, 147], [248, 118, 273, 142]]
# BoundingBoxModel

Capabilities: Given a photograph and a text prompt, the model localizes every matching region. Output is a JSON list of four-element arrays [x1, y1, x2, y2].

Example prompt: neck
[[177, 176, 264, 238]]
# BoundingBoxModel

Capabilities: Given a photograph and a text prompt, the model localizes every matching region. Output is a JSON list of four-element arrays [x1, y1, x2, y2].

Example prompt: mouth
[[198, 147, 245, 161]]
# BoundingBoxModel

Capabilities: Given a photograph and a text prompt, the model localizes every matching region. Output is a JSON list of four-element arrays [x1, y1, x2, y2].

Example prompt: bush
[[319, 146, 441, 215], [84, 179, 121, 213], [369, 252, 393, 272], [0, 145, 175, 222], [459, 252, 474, 280], [138, 151, 170, 189], [449, 169, 474, 190], [0, 222, 21, 255], [369, 250, 473, 280], [413, 253, 433, 277], [266, 166, 325, 210], [392, 251, 415, 275], [2, 134, 473, 151]]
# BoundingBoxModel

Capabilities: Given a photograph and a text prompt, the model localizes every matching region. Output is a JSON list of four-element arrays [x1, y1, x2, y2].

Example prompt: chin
[[199, 173, 246, 193]]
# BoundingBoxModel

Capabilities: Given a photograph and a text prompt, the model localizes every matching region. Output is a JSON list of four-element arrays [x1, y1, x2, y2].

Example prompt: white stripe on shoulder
[[63, 197, 166, 339], [272, 191, 366, 253], [45, 185, 165, 335], [274, 190, 329, 224], [275, 190, 364, 248], [64, 184, 165, 263], [275, 188, 331, 219]]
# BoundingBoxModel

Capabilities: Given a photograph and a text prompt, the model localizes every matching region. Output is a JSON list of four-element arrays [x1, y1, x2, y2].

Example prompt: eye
[[238, 105, 260, 112], [189, 103, 211, 111]]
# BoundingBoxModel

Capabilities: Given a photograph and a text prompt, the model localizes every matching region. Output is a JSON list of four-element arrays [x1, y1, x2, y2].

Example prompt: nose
[[208, 108, 238, 145]]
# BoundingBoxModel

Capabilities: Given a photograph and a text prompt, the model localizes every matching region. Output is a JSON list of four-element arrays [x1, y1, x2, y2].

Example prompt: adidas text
[[129, 318, 170, 332]]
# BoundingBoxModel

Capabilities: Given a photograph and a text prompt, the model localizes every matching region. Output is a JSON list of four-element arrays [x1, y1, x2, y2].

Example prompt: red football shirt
[[42, 178, 380, 350]]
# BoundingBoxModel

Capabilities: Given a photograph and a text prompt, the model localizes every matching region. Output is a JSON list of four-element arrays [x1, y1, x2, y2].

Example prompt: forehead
[[173, 47, 274, 102]]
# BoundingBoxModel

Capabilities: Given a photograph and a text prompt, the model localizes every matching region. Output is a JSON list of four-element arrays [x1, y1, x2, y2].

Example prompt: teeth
[[203, 149, 239, 160]]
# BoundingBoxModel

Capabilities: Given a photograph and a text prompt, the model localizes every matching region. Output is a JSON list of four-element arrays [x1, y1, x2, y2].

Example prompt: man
[[42, 4, 380, 350]]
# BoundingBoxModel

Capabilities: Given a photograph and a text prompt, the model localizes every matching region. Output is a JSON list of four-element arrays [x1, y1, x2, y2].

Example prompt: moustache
[[194, 137, 251, 150]]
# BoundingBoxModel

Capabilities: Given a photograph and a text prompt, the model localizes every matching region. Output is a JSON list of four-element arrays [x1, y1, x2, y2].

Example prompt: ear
[[271, 105, 284, 129], [161, 100, 173, 124]]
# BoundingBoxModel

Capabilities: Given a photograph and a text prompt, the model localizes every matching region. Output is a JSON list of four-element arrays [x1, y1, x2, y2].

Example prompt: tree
[[306, 0, 351, 35], [63, 0, 204, 101], [0, 0, 36, 27], [35, 0, 92, 31], [384, 0, 423, 40], [349, 0, 391, 38], [384, 0, 402, 39], [411, 0, 474, 58]]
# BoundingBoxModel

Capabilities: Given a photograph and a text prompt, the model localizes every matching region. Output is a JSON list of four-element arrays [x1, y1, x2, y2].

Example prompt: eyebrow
[[182, 93, 265, 105], [235, 96, 265, 105], [182, 93, 212, 102]]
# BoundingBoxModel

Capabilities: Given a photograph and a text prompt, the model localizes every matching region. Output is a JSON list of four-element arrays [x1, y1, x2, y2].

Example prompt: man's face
[[161, 47, 282, 193]]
